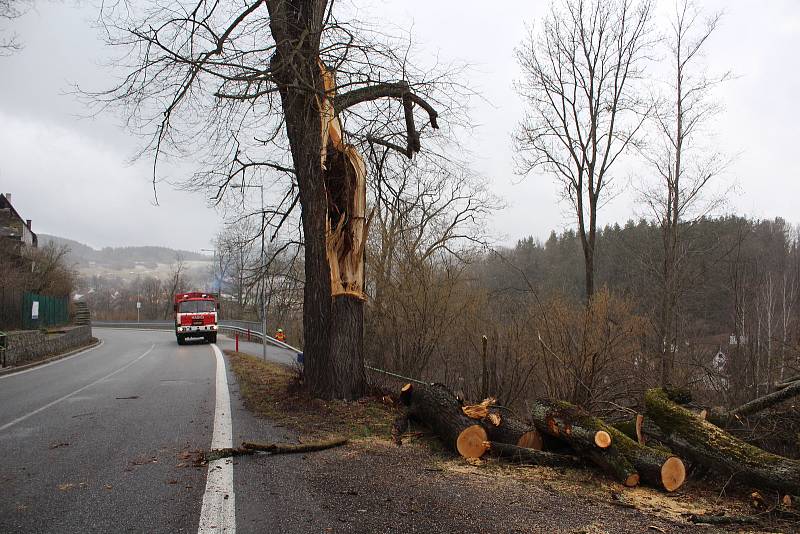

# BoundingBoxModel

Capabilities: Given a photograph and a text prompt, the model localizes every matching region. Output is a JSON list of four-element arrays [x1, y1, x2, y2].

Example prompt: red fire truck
[[174, 292, 219, 345]]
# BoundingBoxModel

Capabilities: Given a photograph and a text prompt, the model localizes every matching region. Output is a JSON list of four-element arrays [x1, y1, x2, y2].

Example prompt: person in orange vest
[[275, 328, 286, 343]]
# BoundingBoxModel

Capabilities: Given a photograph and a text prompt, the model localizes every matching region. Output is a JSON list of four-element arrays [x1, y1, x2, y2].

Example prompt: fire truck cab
[[174, 292, 219, 345]]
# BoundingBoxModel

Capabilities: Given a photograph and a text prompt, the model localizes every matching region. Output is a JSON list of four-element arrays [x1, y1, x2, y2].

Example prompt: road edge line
[[0, 338, 105, 379], [198, 344, 236, 534]]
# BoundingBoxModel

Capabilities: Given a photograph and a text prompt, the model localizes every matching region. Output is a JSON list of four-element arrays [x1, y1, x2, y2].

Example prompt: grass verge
[[225, 350, 397, 441]]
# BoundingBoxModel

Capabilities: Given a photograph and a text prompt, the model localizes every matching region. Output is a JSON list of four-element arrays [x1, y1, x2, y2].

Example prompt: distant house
[[0, 193, 38, 253]]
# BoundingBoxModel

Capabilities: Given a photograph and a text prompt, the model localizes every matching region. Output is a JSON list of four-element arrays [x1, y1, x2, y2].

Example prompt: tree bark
[[461, 400, 543, 449], [722, 380, 800, 420], [604, 424, 686, 492], [329, 297, 365, 399], [530, 399, 639, 487], [400, 383, 489, 458], [267, 0, 333, 398], [645, 388, 800, 494], [529, 399, 612, 450]]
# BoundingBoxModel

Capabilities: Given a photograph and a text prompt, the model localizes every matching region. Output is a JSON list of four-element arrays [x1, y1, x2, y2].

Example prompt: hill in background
[[39, 234, 211, 282]]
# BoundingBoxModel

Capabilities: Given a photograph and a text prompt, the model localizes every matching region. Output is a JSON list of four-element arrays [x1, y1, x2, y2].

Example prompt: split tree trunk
[[400, 383, 489, 458], [645, 388, 800, 494]]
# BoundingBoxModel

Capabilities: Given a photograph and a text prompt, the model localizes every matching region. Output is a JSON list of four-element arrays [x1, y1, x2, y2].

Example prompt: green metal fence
[[21, 293, 69, 329]]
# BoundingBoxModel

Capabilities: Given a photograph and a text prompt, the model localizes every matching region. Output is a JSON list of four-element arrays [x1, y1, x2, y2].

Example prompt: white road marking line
[[0, 339, 105, 380], [0, 344, 155, 432], [198, 344, 236, 534]]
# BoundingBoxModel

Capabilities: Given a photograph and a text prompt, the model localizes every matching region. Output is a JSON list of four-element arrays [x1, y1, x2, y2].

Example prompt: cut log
[[530, 399, 638, 487], [530, 399, 612, 450], [467, 406, 543, 451], [645, 388, 800, 494], [603, 425, 686, 492], [484, 441, 582, 467], [400, 383, 489, 459], [725, 380, 800, 419], [614, 415, 673, 453]]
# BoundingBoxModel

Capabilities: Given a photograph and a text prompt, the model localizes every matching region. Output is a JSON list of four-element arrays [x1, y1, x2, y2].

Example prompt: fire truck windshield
[[178, 300, 216, 313]]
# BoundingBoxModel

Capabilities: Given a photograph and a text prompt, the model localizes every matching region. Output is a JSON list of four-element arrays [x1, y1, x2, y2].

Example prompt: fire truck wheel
[[209, 334, 217, 344], [177, 335, 185, 345]]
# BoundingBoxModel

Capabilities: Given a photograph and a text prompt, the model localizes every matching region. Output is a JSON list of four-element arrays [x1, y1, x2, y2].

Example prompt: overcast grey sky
[[1, 0, 798, 252]]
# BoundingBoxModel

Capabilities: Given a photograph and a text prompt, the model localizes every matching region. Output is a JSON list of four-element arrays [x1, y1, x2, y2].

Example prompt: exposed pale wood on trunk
[[319, 61, 370, 301], [400, 383, 490, 459], [530, 399, 612, 450], [462, 399, 543, 450], [530, 399, 638, 486]]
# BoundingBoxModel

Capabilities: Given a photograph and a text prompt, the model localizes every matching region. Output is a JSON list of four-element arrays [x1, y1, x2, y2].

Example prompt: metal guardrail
[[93, 321, 426, 385], [92, 320, 301, 353]]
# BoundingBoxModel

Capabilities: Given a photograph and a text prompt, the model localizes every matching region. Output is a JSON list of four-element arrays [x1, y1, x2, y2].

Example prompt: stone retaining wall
[[2, 325, 93, 367]]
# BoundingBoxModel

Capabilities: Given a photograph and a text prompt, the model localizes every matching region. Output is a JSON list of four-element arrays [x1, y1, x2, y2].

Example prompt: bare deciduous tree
[[94, 0, 465, 399], [640, 0, 730, 385], [514, 0, 654, 300]]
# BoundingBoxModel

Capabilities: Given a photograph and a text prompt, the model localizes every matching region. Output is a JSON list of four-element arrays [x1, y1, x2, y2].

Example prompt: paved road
[[0, 327, 301, 533]]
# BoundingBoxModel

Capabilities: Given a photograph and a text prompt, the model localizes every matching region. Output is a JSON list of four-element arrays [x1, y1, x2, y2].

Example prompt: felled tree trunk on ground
[[711, 380, 800, 427], [400, 383, 489, 458], [530, 399, 612, 450], [462, 400, 543, 450], [484, 441, 582, 467], [645, 388, 800, 494], [530, 399, 639, 487], [603, 424, 686, 492]]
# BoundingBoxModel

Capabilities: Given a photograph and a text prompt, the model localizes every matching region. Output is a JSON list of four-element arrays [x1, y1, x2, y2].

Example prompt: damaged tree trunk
[[400, 383, 489, 458], [645, 388, 800, 494], [530, 399, 639, 487], [319, 62, 369, 399]]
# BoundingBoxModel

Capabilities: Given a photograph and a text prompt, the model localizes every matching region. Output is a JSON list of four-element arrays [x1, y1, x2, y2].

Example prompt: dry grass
[[224, 350, 791, 531], [225, 350, 398, 441]]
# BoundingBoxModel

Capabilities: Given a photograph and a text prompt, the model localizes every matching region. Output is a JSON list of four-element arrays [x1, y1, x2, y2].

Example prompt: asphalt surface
[[0, 327, 301, 533]]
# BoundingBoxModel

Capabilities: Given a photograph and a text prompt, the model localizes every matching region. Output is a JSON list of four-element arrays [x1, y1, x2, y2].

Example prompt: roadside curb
[[0, 338, 104, 377]]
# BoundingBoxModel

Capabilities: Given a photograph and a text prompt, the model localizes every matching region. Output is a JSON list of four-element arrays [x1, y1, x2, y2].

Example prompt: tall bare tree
[[95, 1, 461, 399], [641, 0, 729, 385], [515, 0, 654, 300]]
